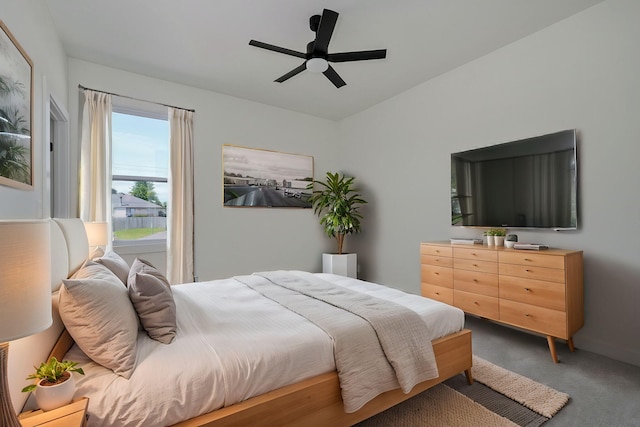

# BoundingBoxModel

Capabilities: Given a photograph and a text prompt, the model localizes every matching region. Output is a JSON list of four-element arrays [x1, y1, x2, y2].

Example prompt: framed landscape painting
[[223, 145, 313, 208], [0, 20, 33, 190]]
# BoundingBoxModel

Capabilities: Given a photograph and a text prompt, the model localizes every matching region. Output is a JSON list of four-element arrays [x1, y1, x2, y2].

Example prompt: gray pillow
[[59, 267, 138, 378], [95, 250, 130, 285], [128, 258, 177, 344]]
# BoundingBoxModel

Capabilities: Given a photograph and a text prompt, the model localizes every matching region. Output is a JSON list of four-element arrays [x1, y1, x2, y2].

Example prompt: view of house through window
[[111, 108, 169, 244]]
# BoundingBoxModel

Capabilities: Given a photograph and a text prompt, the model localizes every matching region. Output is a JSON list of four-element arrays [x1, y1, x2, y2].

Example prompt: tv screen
[[451, 129, 577, 229]]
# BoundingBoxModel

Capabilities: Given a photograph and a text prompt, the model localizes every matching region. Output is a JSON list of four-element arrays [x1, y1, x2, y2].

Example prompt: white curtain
[[79, 90, 112, 235], [167, 107, 194, 284]]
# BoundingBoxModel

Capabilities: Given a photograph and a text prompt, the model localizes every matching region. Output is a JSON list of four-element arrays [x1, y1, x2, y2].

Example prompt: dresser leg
[[567, 337, 575, 352], [547, 335, 559, 363], [464, 368, 474, 385]]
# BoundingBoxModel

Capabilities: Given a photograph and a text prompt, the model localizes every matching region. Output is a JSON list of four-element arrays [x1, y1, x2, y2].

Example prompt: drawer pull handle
[[473, 263, 478, 267], [434, 272, 440, 276], [473, 279, 479, 283], [474, 301, 479, 305], [524, 287, 531, 292], [525, 269, 532, 273], [525, 313, 531, 317], [435, 292, 440, 295], [524, 258, 532, 262]]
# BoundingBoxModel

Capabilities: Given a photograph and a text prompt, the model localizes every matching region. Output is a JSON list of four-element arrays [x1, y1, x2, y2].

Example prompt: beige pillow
[[95, 251, 130, 285], [59, 269, 138, 378], [71, 259, 114, 280], [88, 246, 105, 260], [128, 259, 177, 344]]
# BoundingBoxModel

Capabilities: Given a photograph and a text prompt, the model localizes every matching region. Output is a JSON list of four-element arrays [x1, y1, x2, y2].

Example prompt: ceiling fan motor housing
[[249, 9, 387, 88]]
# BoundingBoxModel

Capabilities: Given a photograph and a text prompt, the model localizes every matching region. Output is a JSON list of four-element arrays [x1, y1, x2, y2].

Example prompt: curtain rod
[[78, 84, 195, 112]]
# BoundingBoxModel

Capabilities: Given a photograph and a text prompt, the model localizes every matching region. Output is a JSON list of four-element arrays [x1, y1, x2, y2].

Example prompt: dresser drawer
[[454, 247, 497, 262], [499, 251, 565, 269], [421, 265, 453, 288], [454, 258, 498, 274], [500, 300, 567, 338], [499, 263, 565, 283], [421, 284, 454, 305], [454, 269, 498, 297], [454, 290, 499, 319], [421, 254, 453, 268], [499, 276, 566, 311], [421, 244, 453, 257]]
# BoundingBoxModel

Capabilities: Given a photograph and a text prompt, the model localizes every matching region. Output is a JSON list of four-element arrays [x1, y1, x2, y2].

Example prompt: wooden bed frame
[[50, 328, 472, 427], [37, 219, 473, 426]]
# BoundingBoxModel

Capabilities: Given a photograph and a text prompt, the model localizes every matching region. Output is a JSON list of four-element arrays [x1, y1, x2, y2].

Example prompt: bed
[[20, 218, 472, 426]]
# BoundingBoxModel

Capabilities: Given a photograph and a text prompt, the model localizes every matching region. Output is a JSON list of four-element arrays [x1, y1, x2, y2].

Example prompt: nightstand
[[18, 397, 88, 427]]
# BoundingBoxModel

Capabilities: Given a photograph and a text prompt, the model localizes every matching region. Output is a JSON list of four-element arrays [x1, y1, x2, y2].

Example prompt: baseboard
[[576, 336, 640, 368]]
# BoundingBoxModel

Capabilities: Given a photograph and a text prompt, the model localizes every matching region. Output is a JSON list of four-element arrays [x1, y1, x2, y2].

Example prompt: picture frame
[[0, 19, 34, 190], [223, 144, 313, 208]]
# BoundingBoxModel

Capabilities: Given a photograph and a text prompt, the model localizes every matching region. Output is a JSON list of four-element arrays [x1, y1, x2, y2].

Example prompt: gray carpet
[[465, 315, 640, 427]]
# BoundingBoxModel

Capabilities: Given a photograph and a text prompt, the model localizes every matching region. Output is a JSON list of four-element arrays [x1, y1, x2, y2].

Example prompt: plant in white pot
[[22, 357, 84, 411], [492, 228, 507, 247], [308, 172, 367, 277]]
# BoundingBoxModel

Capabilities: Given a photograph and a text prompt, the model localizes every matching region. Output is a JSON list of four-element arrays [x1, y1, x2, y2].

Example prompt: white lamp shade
[[84, 221, 108, 247], [0, 220, 52, 343]]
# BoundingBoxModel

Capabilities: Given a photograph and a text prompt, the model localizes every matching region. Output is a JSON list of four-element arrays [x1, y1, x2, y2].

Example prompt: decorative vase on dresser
[[420, 241, 584, 363]]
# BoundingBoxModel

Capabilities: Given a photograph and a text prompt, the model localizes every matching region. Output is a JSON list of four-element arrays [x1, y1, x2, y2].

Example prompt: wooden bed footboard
[[172, 329, 472, 427]]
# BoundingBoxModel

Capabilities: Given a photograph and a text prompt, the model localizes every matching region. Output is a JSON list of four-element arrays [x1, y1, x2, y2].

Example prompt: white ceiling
[[45, 0, 602, 121]]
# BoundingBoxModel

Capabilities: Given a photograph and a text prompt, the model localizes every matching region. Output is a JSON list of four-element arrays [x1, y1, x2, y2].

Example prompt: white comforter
[[66, 272, 464, 426]]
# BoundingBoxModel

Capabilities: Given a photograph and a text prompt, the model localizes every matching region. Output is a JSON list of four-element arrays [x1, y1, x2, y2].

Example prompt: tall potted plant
[[308, 172, 367, 277]]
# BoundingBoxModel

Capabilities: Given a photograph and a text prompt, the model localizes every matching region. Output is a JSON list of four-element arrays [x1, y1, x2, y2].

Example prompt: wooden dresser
[[421, 242, 584, 362]]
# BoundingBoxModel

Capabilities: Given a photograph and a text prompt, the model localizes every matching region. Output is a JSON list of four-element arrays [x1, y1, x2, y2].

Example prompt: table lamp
[[0, 220, 51, 427], [83, 221, 108, 254]]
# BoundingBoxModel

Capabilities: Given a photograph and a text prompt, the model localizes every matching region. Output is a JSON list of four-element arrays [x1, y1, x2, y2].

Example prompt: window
[[111, 99, 169, 246]]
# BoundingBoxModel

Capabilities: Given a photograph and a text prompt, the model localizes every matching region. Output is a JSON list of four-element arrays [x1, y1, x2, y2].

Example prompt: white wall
[[339, 0, 640, 367], [0, 0, 68, 218], [67, 59, 339, 281]]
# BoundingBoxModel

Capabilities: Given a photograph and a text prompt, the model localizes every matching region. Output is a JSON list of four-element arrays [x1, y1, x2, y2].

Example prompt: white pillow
[[59, 266, 138, 378]]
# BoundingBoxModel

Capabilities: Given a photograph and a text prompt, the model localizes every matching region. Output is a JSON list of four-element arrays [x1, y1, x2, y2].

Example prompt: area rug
[[356, 355, 569, 427]]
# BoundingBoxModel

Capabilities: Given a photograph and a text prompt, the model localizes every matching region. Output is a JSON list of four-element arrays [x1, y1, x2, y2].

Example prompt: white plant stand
[[322, 253, 357, 278]]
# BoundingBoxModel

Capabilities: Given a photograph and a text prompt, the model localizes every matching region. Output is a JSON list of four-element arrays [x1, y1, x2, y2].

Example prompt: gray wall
[[339, 0, 640, 367]]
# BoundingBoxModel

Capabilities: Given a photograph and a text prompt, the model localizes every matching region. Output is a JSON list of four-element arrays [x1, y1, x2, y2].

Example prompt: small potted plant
[[307, 172, 367, 277], [492, 228, 507, 247], [484, 229, 495, 246], [22, 357, 84, 411]]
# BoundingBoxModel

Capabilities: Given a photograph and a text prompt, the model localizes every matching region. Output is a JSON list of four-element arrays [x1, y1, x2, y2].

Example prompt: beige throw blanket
[[234, 271, 439, 412]]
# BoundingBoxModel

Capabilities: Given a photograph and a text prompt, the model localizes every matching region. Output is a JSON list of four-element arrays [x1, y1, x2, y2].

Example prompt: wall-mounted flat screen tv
[[451, 129, 577, 229]]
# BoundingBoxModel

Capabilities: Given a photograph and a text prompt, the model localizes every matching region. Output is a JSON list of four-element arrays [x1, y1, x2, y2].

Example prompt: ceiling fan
[[249, 9, 387, 88]]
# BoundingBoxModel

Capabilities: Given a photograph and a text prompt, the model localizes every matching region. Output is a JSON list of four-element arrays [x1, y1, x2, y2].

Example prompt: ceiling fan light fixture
[[306, 57, 329, 73]]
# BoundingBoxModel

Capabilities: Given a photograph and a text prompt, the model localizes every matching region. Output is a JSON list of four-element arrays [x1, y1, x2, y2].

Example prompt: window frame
[[111, 97, 169, 251]]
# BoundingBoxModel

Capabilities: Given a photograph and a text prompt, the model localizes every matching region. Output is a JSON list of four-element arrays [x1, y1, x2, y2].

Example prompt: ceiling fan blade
[[275, 63, 307, 83], [323, 65, 346, 88], [313, 9, 339, 54], [249, 40, 307, 59], [328, 49, 387, 62]]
